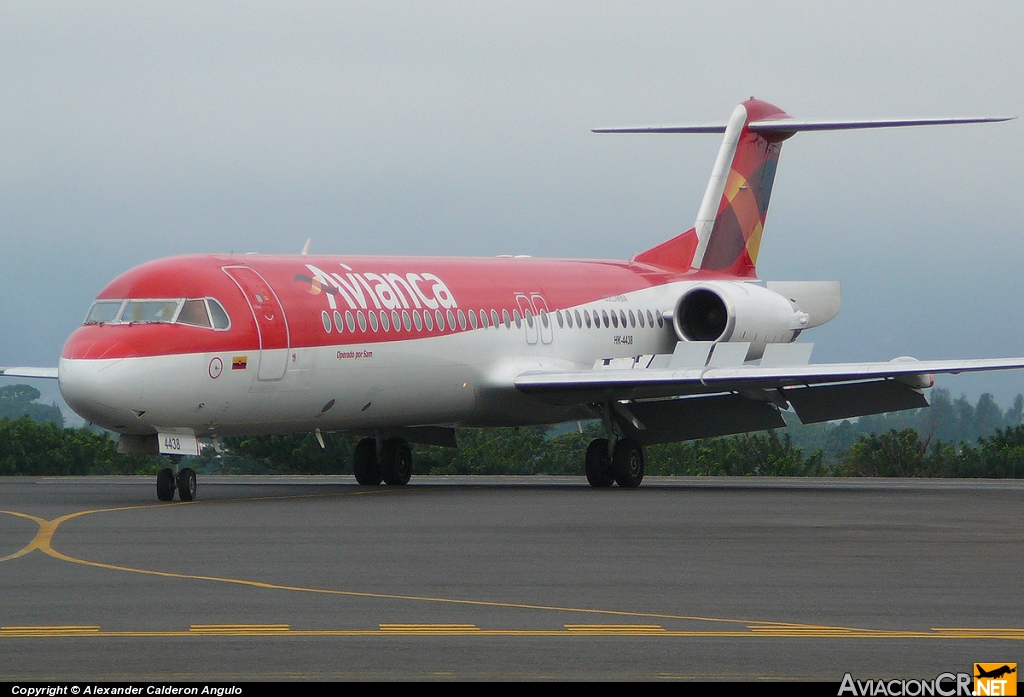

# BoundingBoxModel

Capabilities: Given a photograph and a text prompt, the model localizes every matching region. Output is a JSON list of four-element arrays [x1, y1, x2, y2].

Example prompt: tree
[[0, 384, 63, 425]]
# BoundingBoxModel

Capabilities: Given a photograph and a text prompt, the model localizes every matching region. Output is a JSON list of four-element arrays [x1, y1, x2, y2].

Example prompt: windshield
[[121, 300, 180, 324], [82, 297, 230, 329], [84, 300, 124, 324]]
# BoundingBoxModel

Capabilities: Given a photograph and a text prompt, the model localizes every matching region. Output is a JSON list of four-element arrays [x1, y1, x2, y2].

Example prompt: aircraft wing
[[514, 356, 1024, 443], [0, 367, 59, 379]]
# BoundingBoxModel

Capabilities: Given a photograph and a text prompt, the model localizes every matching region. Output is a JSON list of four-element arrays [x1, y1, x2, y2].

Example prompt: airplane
[[2, 98, 1021, 502]]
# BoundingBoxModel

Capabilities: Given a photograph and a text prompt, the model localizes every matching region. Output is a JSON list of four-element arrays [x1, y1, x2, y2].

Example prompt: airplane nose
[[59, 357, 147, 433]]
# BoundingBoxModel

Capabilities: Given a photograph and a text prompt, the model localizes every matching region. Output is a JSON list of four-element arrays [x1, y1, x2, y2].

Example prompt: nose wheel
[[155, 458, 198, 501]]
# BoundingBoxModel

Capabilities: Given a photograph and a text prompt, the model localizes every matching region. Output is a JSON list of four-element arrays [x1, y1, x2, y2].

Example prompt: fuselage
[[58, 253, 774, 438]]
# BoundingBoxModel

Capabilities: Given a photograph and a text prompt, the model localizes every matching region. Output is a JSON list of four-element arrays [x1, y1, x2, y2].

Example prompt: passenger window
[[602, 310, 610, 328], [321, 311, 332, 333], [424, 310, 434, 331], [584, 311, 592, 328], [458, 309, 467, 331], [84, 300, 123, 325], [436, 310, 445, 331], [502, 309, 511, 328], [479, 310, 489, 329], [610, 311, 619, 329], [492, 310, 500, 328], [380, 311, 390, 332], [178, 299, 212, 328], [413, 311, 422, 332], [447, 310, 457, 330], [369, 311, 379, 332], [469, 311, 478, 330], [334, 311, 344, 333]]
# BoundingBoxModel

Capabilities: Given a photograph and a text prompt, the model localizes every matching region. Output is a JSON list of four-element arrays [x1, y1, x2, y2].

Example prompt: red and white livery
[[3, 99, 1019, 499]]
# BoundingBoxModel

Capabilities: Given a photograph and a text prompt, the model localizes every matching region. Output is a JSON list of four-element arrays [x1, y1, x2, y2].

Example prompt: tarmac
[[0, 475, 1021, 680]]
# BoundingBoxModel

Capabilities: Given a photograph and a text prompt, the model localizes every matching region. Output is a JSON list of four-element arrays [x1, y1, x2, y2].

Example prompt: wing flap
[[624, 395, 785, 445], [784, 380, 928, 424]]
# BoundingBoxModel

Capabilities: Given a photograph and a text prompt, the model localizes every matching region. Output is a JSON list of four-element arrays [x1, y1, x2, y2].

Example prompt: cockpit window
[[83, 297, 231, 330], [122, 300, 180, 324], [208, 299, 231, 330], [84, 300, 124, 324], [177, 299, 212, 328]]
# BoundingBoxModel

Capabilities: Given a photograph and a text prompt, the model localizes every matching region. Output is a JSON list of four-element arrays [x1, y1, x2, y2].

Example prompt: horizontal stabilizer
[[594, 116, 1013, 135], [0, 367, 58, 379]]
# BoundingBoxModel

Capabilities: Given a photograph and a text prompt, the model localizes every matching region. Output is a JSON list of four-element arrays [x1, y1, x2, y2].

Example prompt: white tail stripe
[[691, 104, 747, 269]]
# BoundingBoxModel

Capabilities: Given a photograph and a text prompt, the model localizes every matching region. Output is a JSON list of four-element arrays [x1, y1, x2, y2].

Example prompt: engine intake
[[677, 288, 729, 341], [672, 282, 810, 359]]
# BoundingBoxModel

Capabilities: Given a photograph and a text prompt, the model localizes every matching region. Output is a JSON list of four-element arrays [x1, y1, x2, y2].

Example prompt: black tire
[[612, 438, 645, 488], [177, 467, 197, 501], [156, 468, 175, 501], [380, 438, 412, 486], [585, 438, 614, 488], [352, 437, 382, 485]]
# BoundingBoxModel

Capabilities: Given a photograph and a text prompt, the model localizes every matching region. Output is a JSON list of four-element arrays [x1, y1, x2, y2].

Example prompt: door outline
[[223, 266, 290, 381]]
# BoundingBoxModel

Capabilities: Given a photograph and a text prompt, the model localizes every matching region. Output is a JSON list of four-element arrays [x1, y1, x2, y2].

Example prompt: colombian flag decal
[[232, 356, 248, 370]]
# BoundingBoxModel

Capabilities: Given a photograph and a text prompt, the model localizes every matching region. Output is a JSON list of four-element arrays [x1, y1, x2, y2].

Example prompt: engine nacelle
[[672, 282, 810, 360]]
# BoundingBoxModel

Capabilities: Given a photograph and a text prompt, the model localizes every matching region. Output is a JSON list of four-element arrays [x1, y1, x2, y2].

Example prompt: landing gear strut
[[353, 436, 413, 486], [155, 455, 198, 501], [584, 404, 645, 489]]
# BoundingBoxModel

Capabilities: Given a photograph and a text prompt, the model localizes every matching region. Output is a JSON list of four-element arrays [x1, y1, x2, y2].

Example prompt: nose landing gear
[[155, 456, 197, 502]]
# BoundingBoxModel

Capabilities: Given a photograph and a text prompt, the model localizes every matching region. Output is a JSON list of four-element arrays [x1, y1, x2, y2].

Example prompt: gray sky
[[2, 1, 1023, 420]]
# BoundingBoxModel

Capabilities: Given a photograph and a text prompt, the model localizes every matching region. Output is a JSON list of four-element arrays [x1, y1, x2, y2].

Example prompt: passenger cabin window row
[[84, 298, 231, 330], [321, 306, 665, 335]]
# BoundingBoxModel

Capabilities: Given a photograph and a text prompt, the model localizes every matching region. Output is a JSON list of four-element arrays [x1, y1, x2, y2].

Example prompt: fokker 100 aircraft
[[3, 99, 1021, 501]]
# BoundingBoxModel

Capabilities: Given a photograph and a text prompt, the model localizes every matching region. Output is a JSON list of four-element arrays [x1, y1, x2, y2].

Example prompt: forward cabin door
[[222, 266, 290, 381]]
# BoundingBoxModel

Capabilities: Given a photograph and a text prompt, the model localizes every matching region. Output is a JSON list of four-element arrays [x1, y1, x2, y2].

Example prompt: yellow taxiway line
[[2, 495, 1022, 642]]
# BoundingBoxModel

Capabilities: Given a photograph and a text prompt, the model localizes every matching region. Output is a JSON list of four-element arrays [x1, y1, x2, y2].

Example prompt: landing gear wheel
[[156, 468, 175, 501], [380, 438, 413, 486], [352, 437, 382, 485], [612, 438, 645, 488], [585, 438, 614, 488], [176, 467, 197, 501]]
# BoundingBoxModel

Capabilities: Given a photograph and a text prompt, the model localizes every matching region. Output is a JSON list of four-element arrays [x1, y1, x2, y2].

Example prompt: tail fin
[[597, 100, 1012, 276], [626, 98, 788, 277], [692, 99, 786, 275]]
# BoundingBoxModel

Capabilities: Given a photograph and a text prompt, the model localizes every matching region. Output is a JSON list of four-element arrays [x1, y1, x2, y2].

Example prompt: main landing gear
[[584, 404, 646, 488], [156, 455, 198, 502], [352, 437, 412, 486]]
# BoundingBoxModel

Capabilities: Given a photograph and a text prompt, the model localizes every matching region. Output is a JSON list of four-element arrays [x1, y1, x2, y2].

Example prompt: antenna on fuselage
[[301, 238, 312, 256]]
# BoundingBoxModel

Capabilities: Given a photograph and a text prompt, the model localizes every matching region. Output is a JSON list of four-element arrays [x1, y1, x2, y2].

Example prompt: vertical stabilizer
[[606, 100, 1010, 276], [629, 98, 790, 275], [694, 99, 788, 275]]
